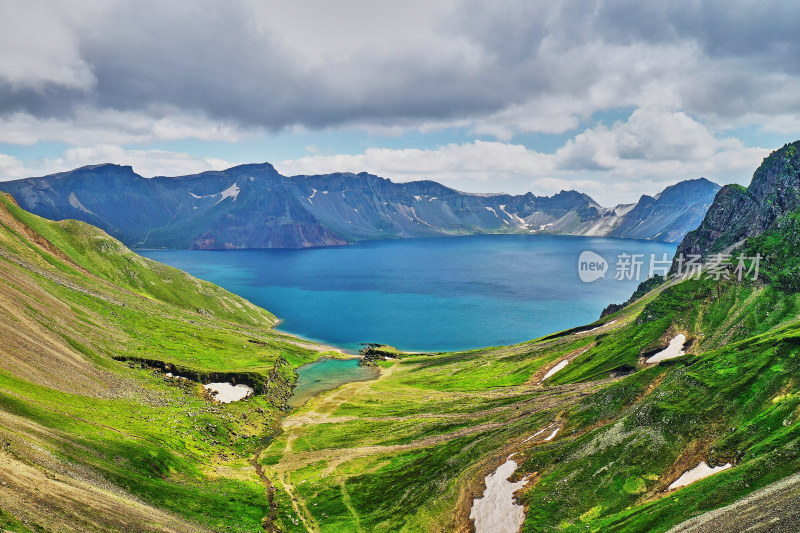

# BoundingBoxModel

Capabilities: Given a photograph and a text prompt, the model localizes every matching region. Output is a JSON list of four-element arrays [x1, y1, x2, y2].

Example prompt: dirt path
[[270, 358, 614, 531], [270, 363, 400, 530], [340, 480, 364, 533], [277, 470, 319, 532], [274, 364, 608, 476], [275, 438, 318, 531], [275, 419, 512, 476]]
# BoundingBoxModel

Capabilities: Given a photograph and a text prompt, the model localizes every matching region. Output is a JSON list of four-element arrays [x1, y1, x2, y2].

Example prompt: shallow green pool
[[288, 357, 380, 409]]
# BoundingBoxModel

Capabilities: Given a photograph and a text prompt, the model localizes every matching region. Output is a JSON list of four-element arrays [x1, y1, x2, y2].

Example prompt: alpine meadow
[[2, 2, 800, 532]]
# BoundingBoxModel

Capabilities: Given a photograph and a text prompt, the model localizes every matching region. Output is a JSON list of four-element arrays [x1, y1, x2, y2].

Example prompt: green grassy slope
[[259, 313, 630, 532], [0, 193, 275, 326], [519, 280, 800, 531], [0, 193, 332, 531], [260, 243, 800, 531], [5, 161, 800, 532]]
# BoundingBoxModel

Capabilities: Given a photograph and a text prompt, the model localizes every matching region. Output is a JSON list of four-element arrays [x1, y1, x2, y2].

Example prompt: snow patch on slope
[[204, 382, 253, 404], [217, 183, 240, 203], [646, 334, 687, 364], [668, 461, 731, 490], [470, 459, 530, 533], [544, 427, 560, 441], [68, 192, 95, 216], [191, 183, 240, 204], [541, 360, 569, 381]]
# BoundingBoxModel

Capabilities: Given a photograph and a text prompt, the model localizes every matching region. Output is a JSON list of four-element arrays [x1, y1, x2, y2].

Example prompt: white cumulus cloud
[[277, 110, 769, 205], [0, 145, 232, 181]]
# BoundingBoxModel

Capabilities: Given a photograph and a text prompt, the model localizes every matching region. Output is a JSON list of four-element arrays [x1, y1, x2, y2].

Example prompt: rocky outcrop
[[115, 355, 298, 408], [264, 356, 298, 409], [675, 141, 800, 260]]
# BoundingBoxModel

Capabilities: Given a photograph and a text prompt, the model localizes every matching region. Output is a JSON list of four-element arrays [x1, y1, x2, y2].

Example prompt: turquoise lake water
[[140, 234, 676, 353], [288, 357, 380, 409]]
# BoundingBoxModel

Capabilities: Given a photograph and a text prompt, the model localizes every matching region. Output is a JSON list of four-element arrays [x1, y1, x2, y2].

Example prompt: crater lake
[[140, 234, 676, 353]]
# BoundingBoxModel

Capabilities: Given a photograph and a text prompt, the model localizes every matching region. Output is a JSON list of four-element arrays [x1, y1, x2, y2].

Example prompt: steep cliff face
[[676, 141, 800, 259], [609, 178, 719, 242], [0, 163, 718, 249]]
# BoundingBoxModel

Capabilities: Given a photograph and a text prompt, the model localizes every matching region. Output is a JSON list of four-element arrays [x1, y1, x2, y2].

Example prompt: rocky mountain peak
[[675, 141, 800, 259]]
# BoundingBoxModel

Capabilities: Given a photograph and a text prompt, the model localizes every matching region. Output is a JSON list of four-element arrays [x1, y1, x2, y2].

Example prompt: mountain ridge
[[0, 164, 720, 249], [676, 141, 800, 260]]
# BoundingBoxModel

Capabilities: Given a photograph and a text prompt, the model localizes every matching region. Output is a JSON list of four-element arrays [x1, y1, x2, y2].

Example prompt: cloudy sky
[[0, 0, 798, 205]]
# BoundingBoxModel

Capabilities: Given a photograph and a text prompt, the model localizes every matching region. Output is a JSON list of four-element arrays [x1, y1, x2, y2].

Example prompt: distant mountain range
[[0, 164, 720, 249]]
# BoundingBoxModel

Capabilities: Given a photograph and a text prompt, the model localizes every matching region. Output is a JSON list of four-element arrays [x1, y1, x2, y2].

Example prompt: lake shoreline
[[287, 356, 381, 409], [140, 234, 677, 353]]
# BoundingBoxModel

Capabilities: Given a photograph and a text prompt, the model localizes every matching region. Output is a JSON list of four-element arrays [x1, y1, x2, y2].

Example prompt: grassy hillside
[[0, 193, 275, 327], [250, 146, 800, 531], [250, 256, 800, 532], [0, 193, 334, 532], [5, 177, 800, 532]]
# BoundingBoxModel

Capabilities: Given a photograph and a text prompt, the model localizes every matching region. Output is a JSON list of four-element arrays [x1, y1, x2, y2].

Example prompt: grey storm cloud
[[2, 0, 800, 133]]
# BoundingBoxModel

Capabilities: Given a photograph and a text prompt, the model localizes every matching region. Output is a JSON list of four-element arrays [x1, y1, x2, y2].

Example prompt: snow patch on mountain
[[68, 192, 95, 216], [218, 183, 240, 203]]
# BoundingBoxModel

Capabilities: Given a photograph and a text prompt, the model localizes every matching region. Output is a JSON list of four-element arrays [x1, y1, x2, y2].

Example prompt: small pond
[[288, 357, 380, 409]]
